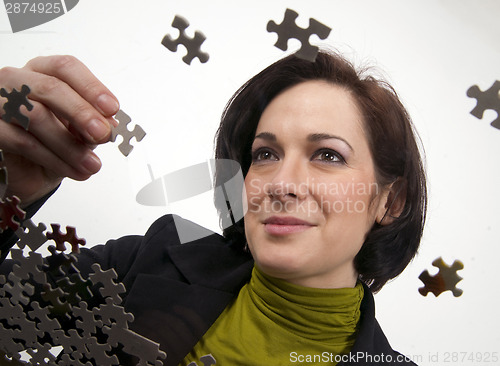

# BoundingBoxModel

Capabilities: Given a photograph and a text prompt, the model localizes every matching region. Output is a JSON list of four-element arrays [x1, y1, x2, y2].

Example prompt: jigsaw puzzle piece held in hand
[[161, 15, 209, 65], [110, 110, 146, 157], [0, 195, 26, 232], [0, 84, 33, 130], [419, 257, 464, 297], [267, 8, 331, 62], [466, 80, 500, 129]]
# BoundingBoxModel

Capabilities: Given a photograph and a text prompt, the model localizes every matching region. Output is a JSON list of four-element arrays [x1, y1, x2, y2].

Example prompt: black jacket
[[1, 214, 416, 365]]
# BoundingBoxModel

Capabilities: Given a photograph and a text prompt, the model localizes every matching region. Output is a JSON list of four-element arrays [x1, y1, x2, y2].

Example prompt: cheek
[[244, 174, 267, 209], [316, 180, 379, 218]]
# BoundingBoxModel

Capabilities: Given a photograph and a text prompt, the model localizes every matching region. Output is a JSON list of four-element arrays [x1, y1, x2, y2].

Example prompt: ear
[[375, 178, 406, 226]]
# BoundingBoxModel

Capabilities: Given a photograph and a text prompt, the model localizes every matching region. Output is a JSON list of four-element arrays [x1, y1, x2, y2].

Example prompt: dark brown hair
[[214, 50, 427, 292]]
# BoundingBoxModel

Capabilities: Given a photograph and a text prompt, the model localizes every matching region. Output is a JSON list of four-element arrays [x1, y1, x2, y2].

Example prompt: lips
[[263, 216, 316, 235]]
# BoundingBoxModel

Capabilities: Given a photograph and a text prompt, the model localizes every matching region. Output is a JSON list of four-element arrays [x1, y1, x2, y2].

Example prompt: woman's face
[[244, 80, 389, 289]]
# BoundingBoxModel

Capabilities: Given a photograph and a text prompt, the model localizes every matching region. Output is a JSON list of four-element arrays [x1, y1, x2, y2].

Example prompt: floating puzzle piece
[[161, 15, 209, 65], [267, 8, 331, 62], [46, 223, 86, 253], [466, 80, 500, 129], [0, 195, 26, 232], [419, 257, 464, 297], [110, 110, 146, 157], [0, 150, 7, 198], [0, 84, 33, 130], [15, 219, 47, 252]]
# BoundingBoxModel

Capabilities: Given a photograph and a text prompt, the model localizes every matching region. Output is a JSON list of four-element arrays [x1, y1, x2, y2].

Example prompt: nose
[[267, 157, 308, 201]]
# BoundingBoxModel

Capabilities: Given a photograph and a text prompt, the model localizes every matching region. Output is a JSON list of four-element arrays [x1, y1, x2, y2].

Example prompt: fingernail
[[87, 119, 109, 142], [82, 153, 102, 174], [97, 94, 119, 115]]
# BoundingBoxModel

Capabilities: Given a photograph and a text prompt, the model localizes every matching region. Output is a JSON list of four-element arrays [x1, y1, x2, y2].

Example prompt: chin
[[251, 246, 308, 279]]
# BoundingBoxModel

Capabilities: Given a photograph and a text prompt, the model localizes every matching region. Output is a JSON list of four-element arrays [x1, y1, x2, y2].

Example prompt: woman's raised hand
[[0, 55, 119, 207]]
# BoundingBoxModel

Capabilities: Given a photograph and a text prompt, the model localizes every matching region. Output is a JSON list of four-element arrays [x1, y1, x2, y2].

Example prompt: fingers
[[0, 56, 117, 181], [26, 55, 119, 115], [0, 106, 97, 182], [1, 55, 119, 145]]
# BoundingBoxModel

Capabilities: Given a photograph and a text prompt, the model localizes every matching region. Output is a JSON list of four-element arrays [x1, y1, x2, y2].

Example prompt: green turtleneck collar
[[181, 265, 364, 365]]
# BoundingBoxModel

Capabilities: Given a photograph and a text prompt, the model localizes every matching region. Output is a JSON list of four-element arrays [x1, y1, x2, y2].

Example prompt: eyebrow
[[254, 132, 354, 152], [307, 133, 354, 152]]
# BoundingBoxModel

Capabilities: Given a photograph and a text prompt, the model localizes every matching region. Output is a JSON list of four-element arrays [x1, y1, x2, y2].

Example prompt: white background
[[1, 1, 499, 364]]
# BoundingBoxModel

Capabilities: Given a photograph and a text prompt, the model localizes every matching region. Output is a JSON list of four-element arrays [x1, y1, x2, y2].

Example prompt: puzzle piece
[[11, 249, 47, 284], [84, 336, 119, 366], [419, 257, 464, 297], [93, 297, 133, 328], [267, 8, 331, 62], [72, 301, 103, 337], [51, 328, 88, 363], [26, 343, 57, 365], [0, 322, 24, 361], [59, 352, 93, 366], [43, 245, 79, 278], [1, 240, 167, 365], [0, 85, 33, 130], [0, 350, 25, 365], [41, 283, 72, 316], [187, 354, 217, 366], [89, 263, 126, 304], [0, 195, 26, 232], [103, 324, 166, 366], [466, 80, 500, 129], [110, 110, 146, 157], [56, 272, 93, 304], [28, 301, 62, 337], [15, 219, 47, 252], [0, 296, 42, 350], [0, 150, 7, 198], [161, 15, 209, 65], [46, 223, 86, 253], [3, 271, 35, 306]]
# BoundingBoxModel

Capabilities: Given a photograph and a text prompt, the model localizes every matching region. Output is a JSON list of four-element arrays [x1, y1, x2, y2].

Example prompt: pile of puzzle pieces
[[0, 219, 166, 365]]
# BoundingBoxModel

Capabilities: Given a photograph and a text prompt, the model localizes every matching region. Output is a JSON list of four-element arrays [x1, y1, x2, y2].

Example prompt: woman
[[0, 50, 426, 365]]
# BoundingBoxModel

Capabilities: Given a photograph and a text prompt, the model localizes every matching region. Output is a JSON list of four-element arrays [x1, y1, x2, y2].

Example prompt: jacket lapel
[[124, 239, 253, 366]]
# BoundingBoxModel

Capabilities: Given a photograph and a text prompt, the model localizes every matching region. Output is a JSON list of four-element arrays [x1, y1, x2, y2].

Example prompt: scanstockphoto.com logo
[[3, 0, 79, 33]]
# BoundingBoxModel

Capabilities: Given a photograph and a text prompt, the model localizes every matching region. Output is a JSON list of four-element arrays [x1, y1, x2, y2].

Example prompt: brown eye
[[252, 148, 279, 162], [312, 149, 345, 164]]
